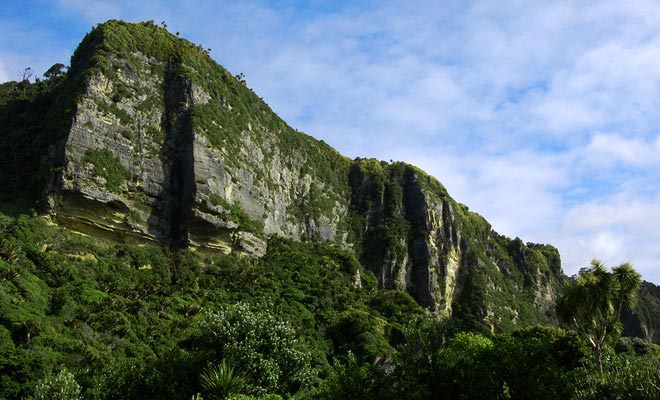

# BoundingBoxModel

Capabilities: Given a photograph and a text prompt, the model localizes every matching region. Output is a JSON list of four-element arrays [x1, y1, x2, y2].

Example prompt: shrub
[[190, 303, 313, 397], [569, 353, 660, 400], [81, 148, 132, 193], [32, 369, 81, 400], [200, 360, 245, 400]]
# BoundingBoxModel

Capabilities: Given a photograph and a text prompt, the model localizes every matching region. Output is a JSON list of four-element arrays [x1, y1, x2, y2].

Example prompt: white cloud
[[563, 196, 660, 239], [586, 134, 660, 167], [532, 39, 660, 136], [558, 193, 660, 281]]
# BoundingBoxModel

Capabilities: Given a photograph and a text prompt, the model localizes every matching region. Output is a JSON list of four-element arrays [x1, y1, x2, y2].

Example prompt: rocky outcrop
[[345, 160, 560, 326], [623, 282, 660, 343], [37, 20, 562, 329], [49, 56, 168, 244], [47, 21, 350, 258]]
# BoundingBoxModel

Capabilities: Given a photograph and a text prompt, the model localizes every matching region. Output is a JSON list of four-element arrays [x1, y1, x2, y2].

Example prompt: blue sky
[[2, 0, 660, 282]]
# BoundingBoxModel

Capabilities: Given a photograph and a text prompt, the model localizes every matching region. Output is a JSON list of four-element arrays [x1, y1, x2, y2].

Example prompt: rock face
[[623, 282, 660, 343], [18, 20, 563, 330], [47, 21, 350, 258], [344, 160, 562, 328]]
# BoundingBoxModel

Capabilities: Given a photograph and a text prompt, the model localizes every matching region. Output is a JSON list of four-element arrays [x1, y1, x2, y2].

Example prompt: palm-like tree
[[21, 319, 40, 344], [612, 262, 642, 316], [556, 259, 642, 373], [199, 359, 245, 400], [0, 237, 22, 265]]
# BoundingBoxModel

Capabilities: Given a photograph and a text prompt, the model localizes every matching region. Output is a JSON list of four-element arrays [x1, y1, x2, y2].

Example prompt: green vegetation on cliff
[[0, 71, 72, 200], [81, 148, 132, 193]]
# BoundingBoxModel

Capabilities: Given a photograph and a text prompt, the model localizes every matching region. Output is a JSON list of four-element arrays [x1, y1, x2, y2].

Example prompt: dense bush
[[570, 352, 660, 399], [189, 303, 313, 397], [1, 205, 659, 399]]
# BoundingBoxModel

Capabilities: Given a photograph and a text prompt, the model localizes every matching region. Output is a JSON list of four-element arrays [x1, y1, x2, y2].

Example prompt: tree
[[556, 259, 642, 372], [43, 63, 66, 80], [312, 352, 386, 400], [19, 67, 33, 82], [200, 360, 246, 400], [19, 320, 39, 344], [32, 369, 82, 400], [190, 303, 313, 397]]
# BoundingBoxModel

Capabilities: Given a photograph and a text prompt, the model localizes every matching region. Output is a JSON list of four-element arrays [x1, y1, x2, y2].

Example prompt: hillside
[[1, 20, 659, 399]]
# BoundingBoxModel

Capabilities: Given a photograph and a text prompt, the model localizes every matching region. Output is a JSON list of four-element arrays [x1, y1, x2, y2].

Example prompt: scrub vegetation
[[0, 206, 658, 399]]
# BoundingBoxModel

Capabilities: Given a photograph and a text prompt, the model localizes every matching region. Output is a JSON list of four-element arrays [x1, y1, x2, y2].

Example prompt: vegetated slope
[[0, 204, 400, 398], [0, 19, 590, 333], [6, 205, 658, 400]]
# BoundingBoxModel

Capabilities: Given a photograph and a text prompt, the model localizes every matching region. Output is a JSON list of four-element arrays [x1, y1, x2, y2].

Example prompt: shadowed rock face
[[158, 59, 195, 249], [19, 20, 563, 329], [622, 282, 660, 343]]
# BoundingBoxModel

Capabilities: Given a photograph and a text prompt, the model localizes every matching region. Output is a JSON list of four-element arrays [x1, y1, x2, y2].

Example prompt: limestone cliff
[[6, 20, 563, 330], [344, 159, 562, 328]]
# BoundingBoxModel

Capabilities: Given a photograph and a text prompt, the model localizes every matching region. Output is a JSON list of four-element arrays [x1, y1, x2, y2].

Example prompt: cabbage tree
[[556, 260, 641, 372]]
